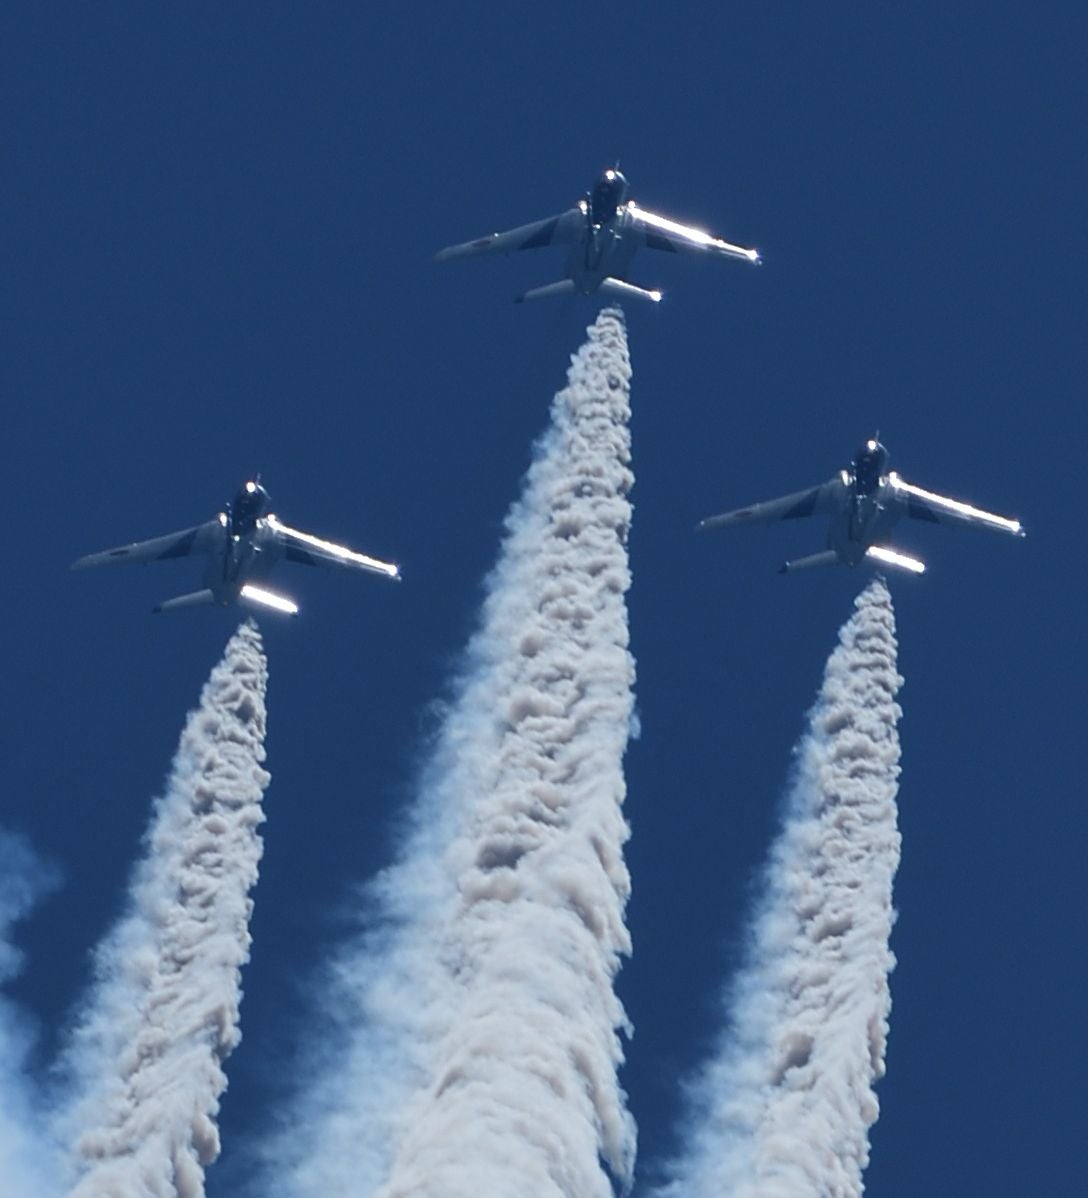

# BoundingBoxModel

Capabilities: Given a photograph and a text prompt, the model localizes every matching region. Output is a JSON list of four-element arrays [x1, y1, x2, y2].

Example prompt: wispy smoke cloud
[[60, 621, 270, 1198], [659, 579, 902, 1198], [274, 308, 637, 1198], [0, 829, 61, 1197]]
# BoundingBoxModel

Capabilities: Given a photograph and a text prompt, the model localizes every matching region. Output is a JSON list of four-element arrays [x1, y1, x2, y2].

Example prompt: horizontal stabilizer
[[779, 550, 838, 574], [239, 584, 300, 616], [153, 589, 216, 614], [514, 279, 578, 303], [599, 277, 662, 303], [865, 545, 925, 574]]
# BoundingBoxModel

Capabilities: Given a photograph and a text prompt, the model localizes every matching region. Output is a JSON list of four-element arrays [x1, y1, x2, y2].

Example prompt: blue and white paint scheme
[[699, 439, 1025, 575], [72, 479, 400, 615], [436, 167, 760, 303]]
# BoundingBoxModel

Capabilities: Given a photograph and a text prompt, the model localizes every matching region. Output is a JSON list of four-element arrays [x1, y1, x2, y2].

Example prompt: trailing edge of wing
[[268, 515, 400, 579], [436, 208, 582, 260], [699, 480, 839, 531], [71, 520, 220, 569], [890, 475, 1025, 536], [629, 203, 761, 263]]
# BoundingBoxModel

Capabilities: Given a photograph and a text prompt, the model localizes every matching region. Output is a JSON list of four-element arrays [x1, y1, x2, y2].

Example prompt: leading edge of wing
[[435, 207, 583, 260], [890, 475, 1026, 537], [629, 203, 761, 263], [71, 519, 221, 569], [698, 480, 839, 531], [268, 515, 400, 579]]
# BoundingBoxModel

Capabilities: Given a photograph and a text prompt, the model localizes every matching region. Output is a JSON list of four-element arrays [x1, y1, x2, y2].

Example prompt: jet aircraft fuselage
[[73, 479, 400, 615], [567, 170, 639, 295], [699, 438, 1024, 575], [437, 167, 760, 304], [830, 441, 900, 566]]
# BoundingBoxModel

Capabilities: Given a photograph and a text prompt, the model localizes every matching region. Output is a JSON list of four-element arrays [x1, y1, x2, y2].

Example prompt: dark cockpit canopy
[[852, 439, 889, 496], [228, 479, 271, 535], [589, 168, 629, 226]]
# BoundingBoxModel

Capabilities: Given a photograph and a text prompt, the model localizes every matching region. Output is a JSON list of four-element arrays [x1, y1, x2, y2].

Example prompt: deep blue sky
[[2, 4, 1084, 1194]]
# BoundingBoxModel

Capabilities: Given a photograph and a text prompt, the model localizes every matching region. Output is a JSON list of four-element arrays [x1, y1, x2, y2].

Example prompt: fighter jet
[[72, 479, 400, 615], [436, 167, 760, 303], [699, 438, 1025, 574]]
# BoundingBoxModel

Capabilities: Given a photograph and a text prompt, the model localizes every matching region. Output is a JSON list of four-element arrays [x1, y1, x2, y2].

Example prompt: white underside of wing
[[890, 474, 1025, 536], [436, 208, 580, 259], [267, 515, 401, 578], [629, 202, 761, 262]]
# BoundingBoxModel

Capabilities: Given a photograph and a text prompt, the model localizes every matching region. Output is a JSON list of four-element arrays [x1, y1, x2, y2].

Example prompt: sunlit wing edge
[[268, 515, 401, 578], [630, 202, 761, 262], [890, 475, 1025, 536]]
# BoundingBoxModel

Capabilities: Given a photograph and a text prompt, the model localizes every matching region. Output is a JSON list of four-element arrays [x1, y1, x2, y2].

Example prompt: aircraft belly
[[830, 513, 871, 567], [568, 254, 602, 295], [833, 503, 901, 566], [202, 552, 235, 602], [827, 522, 854, 565], [602, 235, 637, 280], [569, 228, 636, 294], [868, 506, 900, 544]]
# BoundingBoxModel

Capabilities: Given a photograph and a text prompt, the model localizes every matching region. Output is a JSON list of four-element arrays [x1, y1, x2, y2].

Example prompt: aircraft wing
[[890, 475, 1025, 537], [435, 207, 584, 260], [628, 202, 761, 263], [267, 515, 400, 579], [699, 479, 842, 531], [71, 519, 222, 569]]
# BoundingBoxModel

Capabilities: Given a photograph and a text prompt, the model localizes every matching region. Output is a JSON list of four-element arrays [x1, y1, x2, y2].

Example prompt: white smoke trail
[[660, 578, 902, 1198], [0, 829, 61, 1197], [277, 308, 636, 1198], [61, 620, 270, 1198]]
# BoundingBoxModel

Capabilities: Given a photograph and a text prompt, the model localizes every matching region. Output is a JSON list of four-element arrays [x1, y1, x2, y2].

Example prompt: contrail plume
[[61, 620, 270, 1198], [278, 308, 636, 1198], [660, 579, 902, 1198], [0, 829, 61, 1196]]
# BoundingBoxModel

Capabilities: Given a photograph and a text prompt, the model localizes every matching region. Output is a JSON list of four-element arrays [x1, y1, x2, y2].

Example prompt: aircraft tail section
[[514, 279, 578, 303], [599, 277, 662, 303], [779, 550, 838, 574], [153, 589, 217, 614]]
